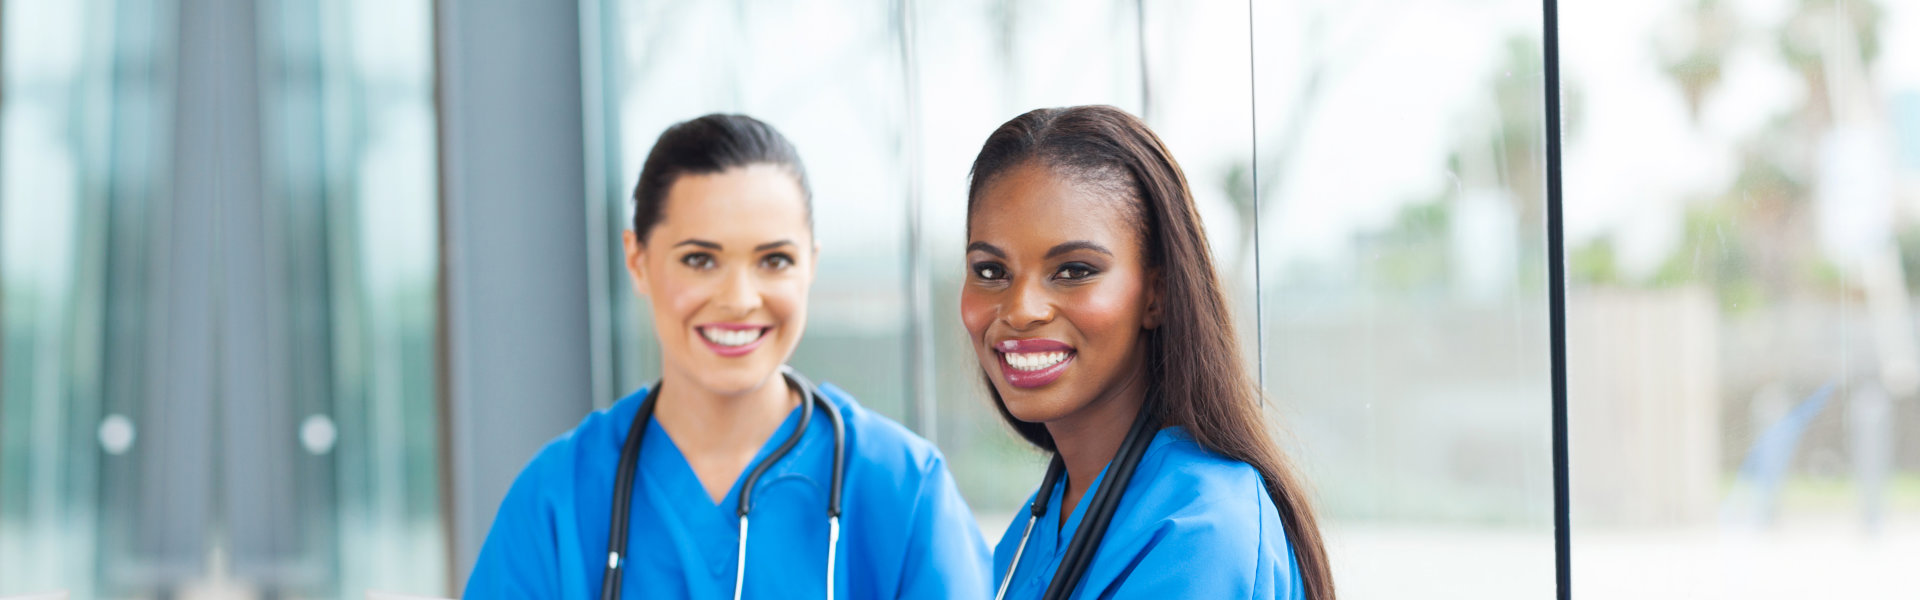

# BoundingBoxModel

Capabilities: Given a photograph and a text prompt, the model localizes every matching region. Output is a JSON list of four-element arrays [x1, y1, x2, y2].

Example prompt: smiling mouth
[[700, 326, 767, 347], [993, 339, 1076, 388], [1002, 350, 1071, 371], [697, 325, 771, 356]]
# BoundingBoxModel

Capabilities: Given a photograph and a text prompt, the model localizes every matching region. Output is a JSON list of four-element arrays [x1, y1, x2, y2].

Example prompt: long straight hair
[[967, 105, 1334, 599]]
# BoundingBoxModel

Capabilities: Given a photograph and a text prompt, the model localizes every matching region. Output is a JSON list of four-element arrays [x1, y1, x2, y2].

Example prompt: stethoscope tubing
[[996, 404, 1158, 600], [601, 366, 847, 600]]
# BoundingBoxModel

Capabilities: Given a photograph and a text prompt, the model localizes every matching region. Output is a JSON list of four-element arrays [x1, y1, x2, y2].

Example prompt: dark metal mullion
[[1542, 0, 1571, 597]]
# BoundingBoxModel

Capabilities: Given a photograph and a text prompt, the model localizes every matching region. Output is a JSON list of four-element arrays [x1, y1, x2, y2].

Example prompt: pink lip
[[995, 338, 1073, 353], [993, 338, 1076, 388], [697, 323, 771, 358]]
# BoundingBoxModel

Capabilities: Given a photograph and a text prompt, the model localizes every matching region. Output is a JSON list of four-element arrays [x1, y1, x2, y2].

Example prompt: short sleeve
[[893, 452, 994, 599], [463, 445, 568, 599]]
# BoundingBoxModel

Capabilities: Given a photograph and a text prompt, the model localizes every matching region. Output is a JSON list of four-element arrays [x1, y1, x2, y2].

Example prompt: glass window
[[597, 0, 1263, 532], [2, 0, 169, 595], [258, 0, 446, 596], [599, 0, 914, 423], [1565, 0, 1920, 596], [1253, 1, 1556, 597], [1, 0, 446, 597]]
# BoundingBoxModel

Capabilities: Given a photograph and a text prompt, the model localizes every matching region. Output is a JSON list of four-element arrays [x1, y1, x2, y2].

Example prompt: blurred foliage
[[1360, 199, 1453, 296], [1355, 35, 1579, 297], [1898, 227, 1920, 291], [1570, 237, 1620, 286], [1778, 0, 1885, 127], [1656, 0, 1738, 121], [1579, 0, 1919, 310], [1649, 199, 1766, 313]]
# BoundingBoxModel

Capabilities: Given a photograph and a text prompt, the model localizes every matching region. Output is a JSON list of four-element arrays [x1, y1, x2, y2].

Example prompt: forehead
[[654, 164, 810, 243], [968, 162, 1139, 252]]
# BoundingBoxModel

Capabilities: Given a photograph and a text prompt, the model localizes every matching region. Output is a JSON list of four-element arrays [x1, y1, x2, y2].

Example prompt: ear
[[1142, 268, 1163, 330], [623, 229, 650, 298]]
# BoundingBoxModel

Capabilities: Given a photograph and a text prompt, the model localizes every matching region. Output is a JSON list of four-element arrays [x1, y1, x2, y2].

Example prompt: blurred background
[[1, 0, 1916, 598]]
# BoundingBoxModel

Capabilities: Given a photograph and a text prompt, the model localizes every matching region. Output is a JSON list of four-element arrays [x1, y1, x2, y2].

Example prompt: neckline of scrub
[[644, 400, 808, 513], [1047, 425, 1190, 545]]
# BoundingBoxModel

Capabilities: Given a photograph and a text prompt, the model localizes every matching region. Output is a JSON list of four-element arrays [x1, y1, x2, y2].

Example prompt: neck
[[1045, 356, 1149, 525], [652, 367, 798, 457]]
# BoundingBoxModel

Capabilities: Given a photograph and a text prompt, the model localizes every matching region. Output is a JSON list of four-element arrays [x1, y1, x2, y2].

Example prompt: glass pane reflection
[[1255, 2, 1557, 597], [1565, 0, 1920, 597], [260, 0, 446, 596]]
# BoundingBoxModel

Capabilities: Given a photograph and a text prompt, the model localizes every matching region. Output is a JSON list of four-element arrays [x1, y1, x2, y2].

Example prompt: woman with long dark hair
[[962, 106, 1333, 599], [466, 114, 991, 598]]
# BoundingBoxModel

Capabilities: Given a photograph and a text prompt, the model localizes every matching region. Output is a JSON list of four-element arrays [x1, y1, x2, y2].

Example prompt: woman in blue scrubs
[[960, 106, 1335, 599], [466, 114, 991, 598]]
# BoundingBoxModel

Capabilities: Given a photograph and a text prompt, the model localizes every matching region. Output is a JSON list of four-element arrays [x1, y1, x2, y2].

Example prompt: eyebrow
[[966, 242, 1006, 258], [671, 239, 796, 252], [1045, 241, 1113, 259], [967, 240, 1113, 260]]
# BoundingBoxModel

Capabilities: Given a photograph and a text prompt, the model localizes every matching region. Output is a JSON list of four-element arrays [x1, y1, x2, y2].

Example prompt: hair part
[[966, 105, 1336, 600], [631, 113, 812, 243]]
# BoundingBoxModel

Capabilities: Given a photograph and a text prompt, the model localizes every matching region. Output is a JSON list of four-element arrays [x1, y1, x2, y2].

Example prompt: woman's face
[[961, 161, 1158, 426], [624, 163, 814, 397]]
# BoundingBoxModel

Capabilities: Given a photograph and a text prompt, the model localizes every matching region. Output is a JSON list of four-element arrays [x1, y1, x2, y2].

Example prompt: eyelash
[[971, 262, 1006, 281], [1056, 262, 1097, 280], [680, 252, 796, 271], [681, 252, 716, 270], [969, 262, 1100, 282]]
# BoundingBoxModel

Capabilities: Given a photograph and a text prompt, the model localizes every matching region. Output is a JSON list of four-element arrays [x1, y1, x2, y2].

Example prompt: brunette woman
[[963, 106, 1333, 599]]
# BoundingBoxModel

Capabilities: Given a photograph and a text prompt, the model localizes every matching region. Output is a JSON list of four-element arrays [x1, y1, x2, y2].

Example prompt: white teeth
[[1003, 351, 1069, 372], [702, 327, 763, 347]]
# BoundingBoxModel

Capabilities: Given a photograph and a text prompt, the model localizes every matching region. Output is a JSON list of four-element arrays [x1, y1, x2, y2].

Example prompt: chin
[[996, 388, 1065, 424], [693, 366, 780, 397]]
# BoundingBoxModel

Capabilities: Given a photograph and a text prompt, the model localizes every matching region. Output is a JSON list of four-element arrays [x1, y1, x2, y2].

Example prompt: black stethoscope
[[600, 366, 848, 600], [995, 404, 1158, 600]]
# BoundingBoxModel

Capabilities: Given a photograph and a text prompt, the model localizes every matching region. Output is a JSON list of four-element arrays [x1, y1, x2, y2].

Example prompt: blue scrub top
[[992, 427, 1305, 599], [465, 382, 992, 598]]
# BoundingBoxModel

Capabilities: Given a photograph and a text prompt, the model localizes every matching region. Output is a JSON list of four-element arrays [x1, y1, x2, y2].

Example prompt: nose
[[713, 264, 762, 315], [1002, 276, 1053, 331]]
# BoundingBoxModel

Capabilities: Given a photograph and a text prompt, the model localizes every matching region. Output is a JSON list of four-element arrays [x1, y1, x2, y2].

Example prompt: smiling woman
[[462, 114, 993, 599], [963, 106, 1333, 600]]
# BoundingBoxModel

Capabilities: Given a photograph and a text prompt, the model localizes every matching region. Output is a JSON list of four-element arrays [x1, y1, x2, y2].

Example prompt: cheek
[[650, 267, 709, 325], [958, 288, 995, 341], [1062, 278, 1146, 343], [763, 277, 808, 326]]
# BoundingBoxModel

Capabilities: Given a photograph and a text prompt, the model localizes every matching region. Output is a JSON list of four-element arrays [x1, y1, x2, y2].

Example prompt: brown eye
[[761, 253, 795, 270], [972, 262, 1006, 281], [1055, 262, 1097, 280], [681, 253, 716, 270]]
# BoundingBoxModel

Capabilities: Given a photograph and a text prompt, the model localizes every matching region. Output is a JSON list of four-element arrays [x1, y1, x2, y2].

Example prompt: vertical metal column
[[1542, 0, 1572, 596], [435, 0, 594, 589], [134, 0, 234, 579]]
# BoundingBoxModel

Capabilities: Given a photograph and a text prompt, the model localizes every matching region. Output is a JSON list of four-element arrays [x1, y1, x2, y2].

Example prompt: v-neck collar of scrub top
[[1007, 427, 1186, 597], [628, 398, 811, 578]]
